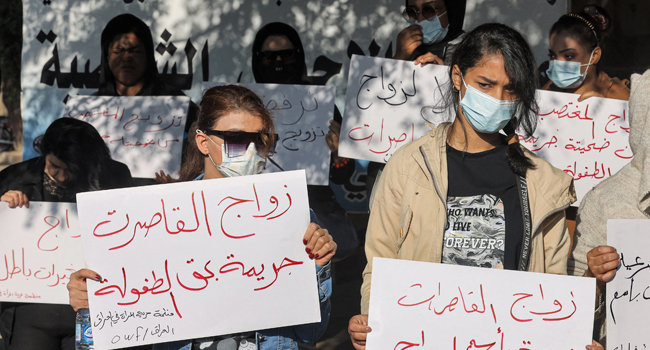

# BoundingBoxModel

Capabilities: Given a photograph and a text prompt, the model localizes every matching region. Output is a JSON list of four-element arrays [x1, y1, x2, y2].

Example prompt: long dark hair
[[448, 23, 539, 176], [97, 14, 159, 96], [40, 118, 112, 191], [178, 85, 276, 181]]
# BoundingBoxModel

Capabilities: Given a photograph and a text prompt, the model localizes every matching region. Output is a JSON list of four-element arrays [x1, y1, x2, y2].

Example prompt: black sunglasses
[[203, 130, 278, 158], [257, 49, 300, 64], [402, 3, 444, 23]]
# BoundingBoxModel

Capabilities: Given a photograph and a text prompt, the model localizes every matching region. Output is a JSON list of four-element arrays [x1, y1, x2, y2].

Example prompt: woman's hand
[[348, 314, 371, 350], [586, 340, 604, 350], [1, 190, 29, 208], [414, 52, 444, 66], [67, 269, 101, 312], [394, 24, 423, 60], [154, 170, 178, 184], [577, 90, 605, 102], [303, 223, 337, 267], [585, 245, 620, 293]]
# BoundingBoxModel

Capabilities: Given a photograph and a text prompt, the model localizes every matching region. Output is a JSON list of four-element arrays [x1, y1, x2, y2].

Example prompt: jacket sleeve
[[541, 209, 571, 275], [568, 189, 607, 277], [360, 152, 406, 314]]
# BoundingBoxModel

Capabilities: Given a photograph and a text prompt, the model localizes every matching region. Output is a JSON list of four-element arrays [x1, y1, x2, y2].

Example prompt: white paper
[[64, 96, 190, 178], [0, 202, 84, 304], [338, 55, 452, 163], [606, 219, 650, 350], [76, 170, 319, 349], [367, 257, 595, 350], [525, 91, 631, 204], [202, 83, 335, 186]]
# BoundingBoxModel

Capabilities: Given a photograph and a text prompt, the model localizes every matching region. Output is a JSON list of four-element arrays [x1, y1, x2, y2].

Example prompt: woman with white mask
[[543, 6, 629, 101], [347, 23, 599, 350]]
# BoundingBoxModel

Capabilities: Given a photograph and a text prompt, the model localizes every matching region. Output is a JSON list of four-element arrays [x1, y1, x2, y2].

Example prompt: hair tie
[[568, 13, 598, 42]]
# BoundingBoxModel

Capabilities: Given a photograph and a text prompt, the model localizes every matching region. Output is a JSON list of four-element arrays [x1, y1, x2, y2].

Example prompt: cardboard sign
[[525, 91, 631, 204], [202, 83, 335, 185], [0, 202, 84, 304], [64, 96, 190, 178], [76, 170, 319, 349], [367, 257, 595, 350], [607, 219, 650, 350], [338, 55, 452, 163]]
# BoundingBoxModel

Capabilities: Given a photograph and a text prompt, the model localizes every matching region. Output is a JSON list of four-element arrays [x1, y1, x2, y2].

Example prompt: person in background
[[543, 5, 630, 101], [569, 69, 650, 350], [347, 23, 581, 350], [0, 118, 133, 350], [252, 22, 359, 258], [68, 85, 337, 350]]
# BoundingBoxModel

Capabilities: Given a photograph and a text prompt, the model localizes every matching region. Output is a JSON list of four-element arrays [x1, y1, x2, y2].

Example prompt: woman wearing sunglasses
[[348, 23, 584, 349], [543, 6, 629, 101], [68, 85, 337, 350]]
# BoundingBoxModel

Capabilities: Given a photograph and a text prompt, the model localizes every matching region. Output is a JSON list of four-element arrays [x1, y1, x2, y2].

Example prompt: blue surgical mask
[[546, 50, 595, 88], [459, 76, 516, 134], [418, 11, 448, 45], [202, 133, 266, 177]]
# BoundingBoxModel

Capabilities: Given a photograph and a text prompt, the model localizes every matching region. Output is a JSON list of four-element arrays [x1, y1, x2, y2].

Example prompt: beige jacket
[[361, 123, 576, 314]]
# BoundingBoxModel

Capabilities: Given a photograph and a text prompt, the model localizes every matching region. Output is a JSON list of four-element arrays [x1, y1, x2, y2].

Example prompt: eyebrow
[[477, 75, 497, 85], [558, 48, 577, 54]]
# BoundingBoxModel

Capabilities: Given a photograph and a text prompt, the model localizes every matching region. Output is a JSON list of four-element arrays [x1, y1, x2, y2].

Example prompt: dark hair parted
[[550, 5, 612, 51], [40, 118, 112, 192], [448, 23, 538, 176], [178, 85, 276, 181]]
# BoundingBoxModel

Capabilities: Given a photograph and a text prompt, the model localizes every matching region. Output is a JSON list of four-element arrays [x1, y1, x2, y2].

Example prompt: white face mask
[[418, 11, 448, 45], [203, 134, 266, 177]]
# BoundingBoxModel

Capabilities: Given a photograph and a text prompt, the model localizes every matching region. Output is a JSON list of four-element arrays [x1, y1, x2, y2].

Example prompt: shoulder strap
[[516, 175, 533, 271]]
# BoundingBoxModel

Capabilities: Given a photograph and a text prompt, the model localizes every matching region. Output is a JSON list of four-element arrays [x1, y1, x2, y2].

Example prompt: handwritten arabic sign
[[606, 219, 650, 350], [76, 170, 319, 349], [366, 257, 595, 350], [64, 96, 190, 178], [525, 91, 631, 204], [0, 202, 84, 304], [203, 83, 335, 186], [338, 55, 452, 163]]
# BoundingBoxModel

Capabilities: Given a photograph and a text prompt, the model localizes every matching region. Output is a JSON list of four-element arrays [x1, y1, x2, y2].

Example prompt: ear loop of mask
[[197, 129, 223, 171]]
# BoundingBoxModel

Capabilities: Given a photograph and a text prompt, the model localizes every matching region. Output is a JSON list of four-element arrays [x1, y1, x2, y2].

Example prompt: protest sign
[[366, 257, 595, 350], [0, 202, 83, 304], [606, 219, 650, 350], [202, 83, 335, 185], [64, 96, 190, 178], [338, 55, 452, 163], [76, 170, 319, 349], [525, 91, 631, 204]]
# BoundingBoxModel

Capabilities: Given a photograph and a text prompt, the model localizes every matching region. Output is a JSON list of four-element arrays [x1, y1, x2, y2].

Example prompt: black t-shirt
[[442, 143, 523, 270]]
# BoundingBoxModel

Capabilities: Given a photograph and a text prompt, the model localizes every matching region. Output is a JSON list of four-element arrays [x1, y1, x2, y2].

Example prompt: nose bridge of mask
[[460, 75, 512, 107]]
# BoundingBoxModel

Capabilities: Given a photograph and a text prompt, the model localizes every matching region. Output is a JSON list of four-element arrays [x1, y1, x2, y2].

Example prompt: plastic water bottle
[[75, 309, 94, 350]]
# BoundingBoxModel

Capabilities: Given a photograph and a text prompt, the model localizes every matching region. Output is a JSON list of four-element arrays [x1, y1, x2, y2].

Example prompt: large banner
[[367, 257, 595, 350], [64, 96, 190, 178], [0, 202, 83, 304], [76, 171, 319, 349], [203, 82, 335, 186], [21, 0, 567, 161], [606, 219, 650, 350], [525, 91, 631, 204], [338, 55, 451, 163]]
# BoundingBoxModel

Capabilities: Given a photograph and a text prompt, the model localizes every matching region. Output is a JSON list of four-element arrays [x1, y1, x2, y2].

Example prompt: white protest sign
[[367, 257, 595, 350], [64, 96, 190, 178], [338, 55, 452, 163], [202, 83, 334, 185], [76, 170, 319, 349], [525, 91, 631, 204], [606, 219, 650, 350], [0, 202, 84, 304]]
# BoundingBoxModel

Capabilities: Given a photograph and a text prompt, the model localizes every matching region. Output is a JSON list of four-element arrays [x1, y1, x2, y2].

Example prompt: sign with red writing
[[76, 170, 319, 349], [64, 96, 190, 178], [338, 55, 452, 163], [607, 219, 650, 350], [0, 202, 84, 304], [366, 257, 595, 350], [525, 91, 631, 204], [202, 82, 335, 186]]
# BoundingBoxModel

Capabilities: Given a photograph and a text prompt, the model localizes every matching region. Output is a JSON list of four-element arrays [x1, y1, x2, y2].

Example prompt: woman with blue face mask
[[349, 23, 594, 350], [543, 6, 629, 102]]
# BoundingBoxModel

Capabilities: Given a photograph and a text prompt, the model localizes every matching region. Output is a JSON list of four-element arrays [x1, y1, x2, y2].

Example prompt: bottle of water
[[75, 309, 94, 350]]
